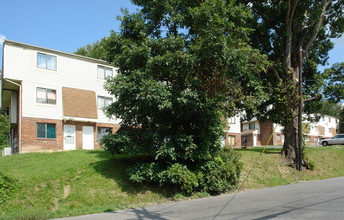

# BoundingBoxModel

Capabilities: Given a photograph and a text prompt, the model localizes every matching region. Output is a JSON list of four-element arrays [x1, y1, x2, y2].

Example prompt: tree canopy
[[93, 0, 269, 193], [236, 0, 344, 166]]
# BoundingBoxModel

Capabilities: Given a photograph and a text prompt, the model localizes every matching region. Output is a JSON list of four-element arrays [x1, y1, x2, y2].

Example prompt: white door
[[82, 126, 94, 150], [64, 125, 76, 150]]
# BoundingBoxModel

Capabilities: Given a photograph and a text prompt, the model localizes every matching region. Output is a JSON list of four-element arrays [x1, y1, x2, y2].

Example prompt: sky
[[0, 0, 343, 72]]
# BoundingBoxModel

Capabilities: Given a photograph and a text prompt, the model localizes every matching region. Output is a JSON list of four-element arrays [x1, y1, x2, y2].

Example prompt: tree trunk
[[281, 110, 298, 168]]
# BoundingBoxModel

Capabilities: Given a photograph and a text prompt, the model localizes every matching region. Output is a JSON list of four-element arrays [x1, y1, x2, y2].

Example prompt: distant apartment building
[[304, 115, 339, 145], [1, 40, 120, 153], [240, 119, 283, 147], [223, 115, 241, 148], [241, 115, 339, 147]]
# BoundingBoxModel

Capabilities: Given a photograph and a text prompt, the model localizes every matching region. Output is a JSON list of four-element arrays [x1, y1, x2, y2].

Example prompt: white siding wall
[[273, 123, 284, 133], [308, 115, 339, 137], [3, 43, 120, 124], [226, 115, 241, 133], [242, 121, 260, 133]]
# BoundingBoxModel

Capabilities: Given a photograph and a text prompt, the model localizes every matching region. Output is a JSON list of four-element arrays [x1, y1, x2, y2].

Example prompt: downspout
[[4, 79, 21, 154]]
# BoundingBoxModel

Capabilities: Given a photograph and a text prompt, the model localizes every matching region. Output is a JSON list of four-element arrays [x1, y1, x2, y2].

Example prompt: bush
[[198, 148, 242, 194], [126, 162, 161, 183], [125, 148, 242, 194], [0, 173, 17, 205], [158, 163, 199, 194]]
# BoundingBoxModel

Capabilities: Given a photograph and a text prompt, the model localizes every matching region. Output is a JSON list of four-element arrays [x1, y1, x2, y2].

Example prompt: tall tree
[[324, 62, 344, 102], [98, 0, 268, 193], [74, 38, 108, 60], [238, 0, 344, 167]]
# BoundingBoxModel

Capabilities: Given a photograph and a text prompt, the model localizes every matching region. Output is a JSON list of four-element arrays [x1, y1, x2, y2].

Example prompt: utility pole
[[298, 47, 303, 171]]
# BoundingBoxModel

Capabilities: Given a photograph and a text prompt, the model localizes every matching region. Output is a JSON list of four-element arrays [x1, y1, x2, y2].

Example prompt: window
[[329, 117, 331, 122], [243, 136, 247, 143], [315, 137, 318, 143], [249, 123, 255, 130], [97, 127, 113, 140], [97, 96, 113, 109], [228, 135, 236, 145], [307, 137, 310, 142], [277, 134, 281, 142], [36, 87, 56, 104], [37, 53, 56, 70], [228, 117, 236, 124], [97, 65, 113, 80], [329, 128, 331, 133], [37, 123, 56, 139]]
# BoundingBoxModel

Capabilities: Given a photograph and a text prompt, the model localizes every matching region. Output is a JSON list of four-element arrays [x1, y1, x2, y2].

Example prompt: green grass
[[0, 150, 178, 219], [0, 146, 344, 219], [236, 146, 344, 189]]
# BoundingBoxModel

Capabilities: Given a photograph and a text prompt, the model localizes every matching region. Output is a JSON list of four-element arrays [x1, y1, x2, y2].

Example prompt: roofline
[[3, 39, 111, 65]]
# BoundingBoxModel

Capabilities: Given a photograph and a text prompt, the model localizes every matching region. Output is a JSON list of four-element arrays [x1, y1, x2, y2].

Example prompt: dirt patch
[[63, 185, 71, 199]]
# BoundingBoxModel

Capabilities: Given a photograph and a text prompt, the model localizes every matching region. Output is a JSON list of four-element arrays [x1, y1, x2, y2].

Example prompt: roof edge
[[4, 39, 111, 65]]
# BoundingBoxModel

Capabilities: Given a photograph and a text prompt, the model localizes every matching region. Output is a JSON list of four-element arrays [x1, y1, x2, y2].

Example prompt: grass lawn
[[0, 146, 343, 219]]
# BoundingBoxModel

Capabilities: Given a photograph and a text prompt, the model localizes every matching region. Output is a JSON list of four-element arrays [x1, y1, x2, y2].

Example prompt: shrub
[[126, 162, 161, 183], [125, 148, 242, 194], [158, 163, 199, 194], [0, 173, 17, 205], [198, 148, 242, 194]]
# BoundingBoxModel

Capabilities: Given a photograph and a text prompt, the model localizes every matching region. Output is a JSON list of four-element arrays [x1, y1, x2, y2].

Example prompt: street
[[58, 176, 344, 220]]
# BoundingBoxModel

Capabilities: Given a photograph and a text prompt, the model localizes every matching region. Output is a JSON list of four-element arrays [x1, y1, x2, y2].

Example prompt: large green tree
[[324, 62, 344, 102], [94, 0, 268, 193], [238, 0, 344, 167]]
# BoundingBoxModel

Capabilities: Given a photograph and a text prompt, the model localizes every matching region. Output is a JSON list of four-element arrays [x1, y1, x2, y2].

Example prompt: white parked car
[[320, 134, 344, 146]]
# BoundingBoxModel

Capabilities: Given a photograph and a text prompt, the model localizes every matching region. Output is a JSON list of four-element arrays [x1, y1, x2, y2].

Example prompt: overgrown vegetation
[[0, 114, 9, 150], [0, 173, 17, 206]]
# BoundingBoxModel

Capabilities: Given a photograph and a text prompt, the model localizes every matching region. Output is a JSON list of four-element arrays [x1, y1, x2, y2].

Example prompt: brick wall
[[273, 132, 283, 146], [21, 117, 120, 153], [225, 132, 241, 148], [259, 120, 273, 146], [95, 123, 120, 149], [305, 135, 320, 146], [21, 117, 64, 153], [241, 134, 254, 147]]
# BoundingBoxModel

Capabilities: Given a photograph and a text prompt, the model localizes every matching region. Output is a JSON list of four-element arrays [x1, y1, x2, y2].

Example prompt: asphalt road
[[58, 176, 344, 220]]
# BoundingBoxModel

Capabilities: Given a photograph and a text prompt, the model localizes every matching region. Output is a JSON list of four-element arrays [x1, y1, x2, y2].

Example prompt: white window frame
[[97, 127, 113, 140], [228, 135, 236, 145], [97, 65, 113, 80], [36, 87, 57, 105], [37, 52, 57, 71], [249, 123, 255, 130], [228, 117, 236, 124], [97, 95, 113, 110]]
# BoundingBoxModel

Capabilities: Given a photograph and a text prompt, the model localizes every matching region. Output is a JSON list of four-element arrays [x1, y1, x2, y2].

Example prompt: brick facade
[[20, 117, 119, 153], [225, 132, 241, 148], [259, 120, 273, 146], [21, 117, 64, 153], [273, 132, 283, 146], [241, 134, 254, 147]]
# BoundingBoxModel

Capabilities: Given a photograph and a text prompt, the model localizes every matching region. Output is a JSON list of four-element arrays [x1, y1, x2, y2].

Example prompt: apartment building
[[241, 115, 339, 147], [223, 115, 241, 148], [1, 40, 120, 153], [240, 119, 283, 147], [305, 115, 339, 145]]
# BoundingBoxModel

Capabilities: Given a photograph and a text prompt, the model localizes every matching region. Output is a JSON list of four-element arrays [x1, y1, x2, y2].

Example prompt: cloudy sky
[[0, 0, 343, 71]]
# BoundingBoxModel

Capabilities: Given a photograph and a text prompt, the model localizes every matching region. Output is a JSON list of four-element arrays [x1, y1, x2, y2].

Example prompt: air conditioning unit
[[2, 147, 11, 157]]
